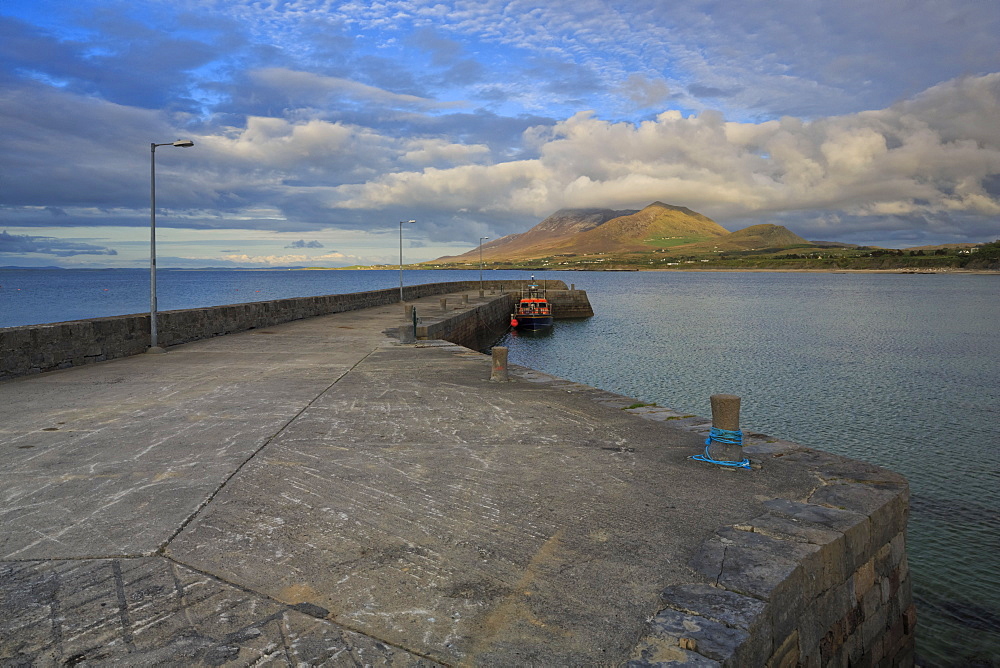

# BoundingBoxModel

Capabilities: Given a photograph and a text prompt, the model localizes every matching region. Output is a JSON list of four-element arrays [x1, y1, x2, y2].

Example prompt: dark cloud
[[526, 57, 603, 97], [0, 231, 117, 256], [688, 84, 739, 98], [982, 174, 1000, 198], [285, 239, 324, 248], [409, 27, 484, 87], [0, 13, 232, 114]]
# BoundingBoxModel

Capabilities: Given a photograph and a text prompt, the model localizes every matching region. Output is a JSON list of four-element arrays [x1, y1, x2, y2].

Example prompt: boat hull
[[511, 314, 553, 330]]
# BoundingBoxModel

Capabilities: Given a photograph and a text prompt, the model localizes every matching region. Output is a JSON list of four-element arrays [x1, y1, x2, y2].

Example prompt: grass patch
[[645, 236, 709, 248]]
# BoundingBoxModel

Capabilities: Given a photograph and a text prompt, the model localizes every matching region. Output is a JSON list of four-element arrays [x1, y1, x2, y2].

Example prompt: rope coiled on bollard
[[690, 427, 752, 469]]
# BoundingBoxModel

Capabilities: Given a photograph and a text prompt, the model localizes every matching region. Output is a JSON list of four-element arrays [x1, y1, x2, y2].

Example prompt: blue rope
[[704, 427, 743, 446], [690, 427, 751, 469]]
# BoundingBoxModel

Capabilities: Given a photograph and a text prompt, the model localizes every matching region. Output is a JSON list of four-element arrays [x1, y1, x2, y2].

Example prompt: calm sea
[[2, 268, 998, 666], [0, 268, 539, 329]]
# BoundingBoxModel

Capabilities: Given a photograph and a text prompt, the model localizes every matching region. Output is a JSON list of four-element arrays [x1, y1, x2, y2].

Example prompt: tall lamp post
[[479, 236, 489, 292], [149, 139, 195, 353], [399, 220, 416, 302]]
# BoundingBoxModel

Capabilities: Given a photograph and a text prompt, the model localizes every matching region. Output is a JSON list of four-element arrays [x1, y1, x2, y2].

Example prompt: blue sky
[[1, 0, 999, 267]]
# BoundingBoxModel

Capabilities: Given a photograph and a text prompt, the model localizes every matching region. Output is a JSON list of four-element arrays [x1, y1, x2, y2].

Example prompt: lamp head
[[172, 140, 195, 148]]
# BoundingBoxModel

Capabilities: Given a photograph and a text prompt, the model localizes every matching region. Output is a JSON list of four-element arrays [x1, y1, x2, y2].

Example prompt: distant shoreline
[[645, 267, 1000, 275], [2, 266, 996, 275]]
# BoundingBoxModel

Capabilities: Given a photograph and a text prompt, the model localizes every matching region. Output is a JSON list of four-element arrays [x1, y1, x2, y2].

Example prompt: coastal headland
[[1, 284, 913, 665]]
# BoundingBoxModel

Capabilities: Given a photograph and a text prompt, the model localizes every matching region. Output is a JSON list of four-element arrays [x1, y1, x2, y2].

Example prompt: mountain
[[546, 202, 729, 255], [653, 223, 814, 254], [715, 224, 810, 249], [434, 207, 637, 262], [433, 202, 728, 262]]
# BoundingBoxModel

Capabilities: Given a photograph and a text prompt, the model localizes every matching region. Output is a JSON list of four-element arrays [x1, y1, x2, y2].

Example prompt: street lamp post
[[149, 139, 195, 353], [399, 220, 415, 302], [479, 237, 489, 292]]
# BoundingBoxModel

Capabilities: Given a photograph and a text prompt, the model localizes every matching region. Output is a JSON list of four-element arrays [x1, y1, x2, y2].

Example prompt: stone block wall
[[624, 432, 913, 667], [415, 294, 517, 350], [546, 289, 595, 318]]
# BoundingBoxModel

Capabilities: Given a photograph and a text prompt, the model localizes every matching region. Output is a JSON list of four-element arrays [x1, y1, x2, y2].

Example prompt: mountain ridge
[[431, 202, 804, 262], [433, 202, 733, 262]]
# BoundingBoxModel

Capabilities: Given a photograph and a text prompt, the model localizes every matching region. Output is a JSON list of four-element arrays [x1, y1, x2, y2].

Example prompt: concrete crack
[[156, 346, 381, 554], [716, 545, 728, 586]]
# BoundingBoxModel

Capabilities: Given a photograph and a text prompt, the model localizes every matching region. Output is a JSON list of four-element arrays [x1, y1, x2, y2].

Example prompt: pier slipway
[[0, 290, 906, 666]]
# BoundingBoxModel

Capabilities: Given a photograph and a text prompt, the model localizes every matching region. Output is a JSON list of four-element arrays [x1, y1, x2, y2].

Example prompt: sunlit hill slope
[[431, 203, 815, 262], [433, 202, 733, 262]]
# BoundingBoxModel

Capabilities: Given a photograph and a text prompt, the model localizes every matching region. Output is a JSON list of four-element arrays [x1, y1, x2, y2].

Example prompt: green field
[[644, 236, 712, 248]]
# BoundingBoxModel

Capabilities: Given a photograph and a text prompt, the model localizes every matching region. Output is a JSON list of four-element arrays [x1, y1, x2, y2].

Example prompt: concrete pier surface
[[0, 290, 911, 666]]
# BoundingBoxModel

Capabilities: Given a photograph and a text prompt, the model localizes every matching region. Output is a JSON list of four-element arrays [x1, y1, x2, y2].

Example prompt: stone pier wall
[[638, 471, 913, 666], [545, 289, 595, 318], [591, 405, 914, 667], [414, 293, 517, 350], [0, 279, 583, 381]]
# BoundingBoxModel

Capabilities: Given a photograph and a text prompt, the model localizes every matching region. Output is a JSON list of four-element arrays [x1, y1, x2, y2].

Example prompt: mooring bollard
[[399, 306, 416, 343], [690, 394, 751, 469], [490, 346, 509, 382]]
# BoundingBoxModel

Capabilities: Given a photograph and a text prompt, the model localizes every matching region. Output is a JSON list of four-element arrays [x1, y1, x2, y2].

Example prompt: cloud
[[0, 231, 117, 257], [221, 251, 353, 267], [688, 84, 738, 99], [328, 74, 1000, 242], [0, 13, 233, 113], [619, 74, 672, 109], [248, 68, 466, 112], [285, 239, 325, 248]]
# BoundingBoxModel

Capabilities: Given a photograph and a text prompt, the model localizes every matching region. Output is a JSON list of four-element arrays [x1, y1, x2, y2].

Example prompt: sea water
[[2, 267, 998, 666], [0, 268, 537, 328]]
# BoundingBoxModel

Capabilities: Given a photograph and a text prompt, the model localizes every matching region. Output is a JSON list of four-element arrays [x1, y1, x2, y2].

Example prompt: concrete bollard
[[463, 294, 469, 304], [479, 289, 485, 298], [708, 394, 744, 463], [399, 306, 416, 343], [571, 283, 575, 292], [490, 347, 509, 382], [440, 297, 448, 312]]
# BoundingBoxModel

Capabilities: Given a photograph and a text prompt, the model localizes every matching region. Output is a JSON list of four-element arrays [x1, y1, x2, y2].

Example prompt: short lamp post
[[479, 236, 489, 292], [399, 220, 416, 302], [149, 139, 195, 353]]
